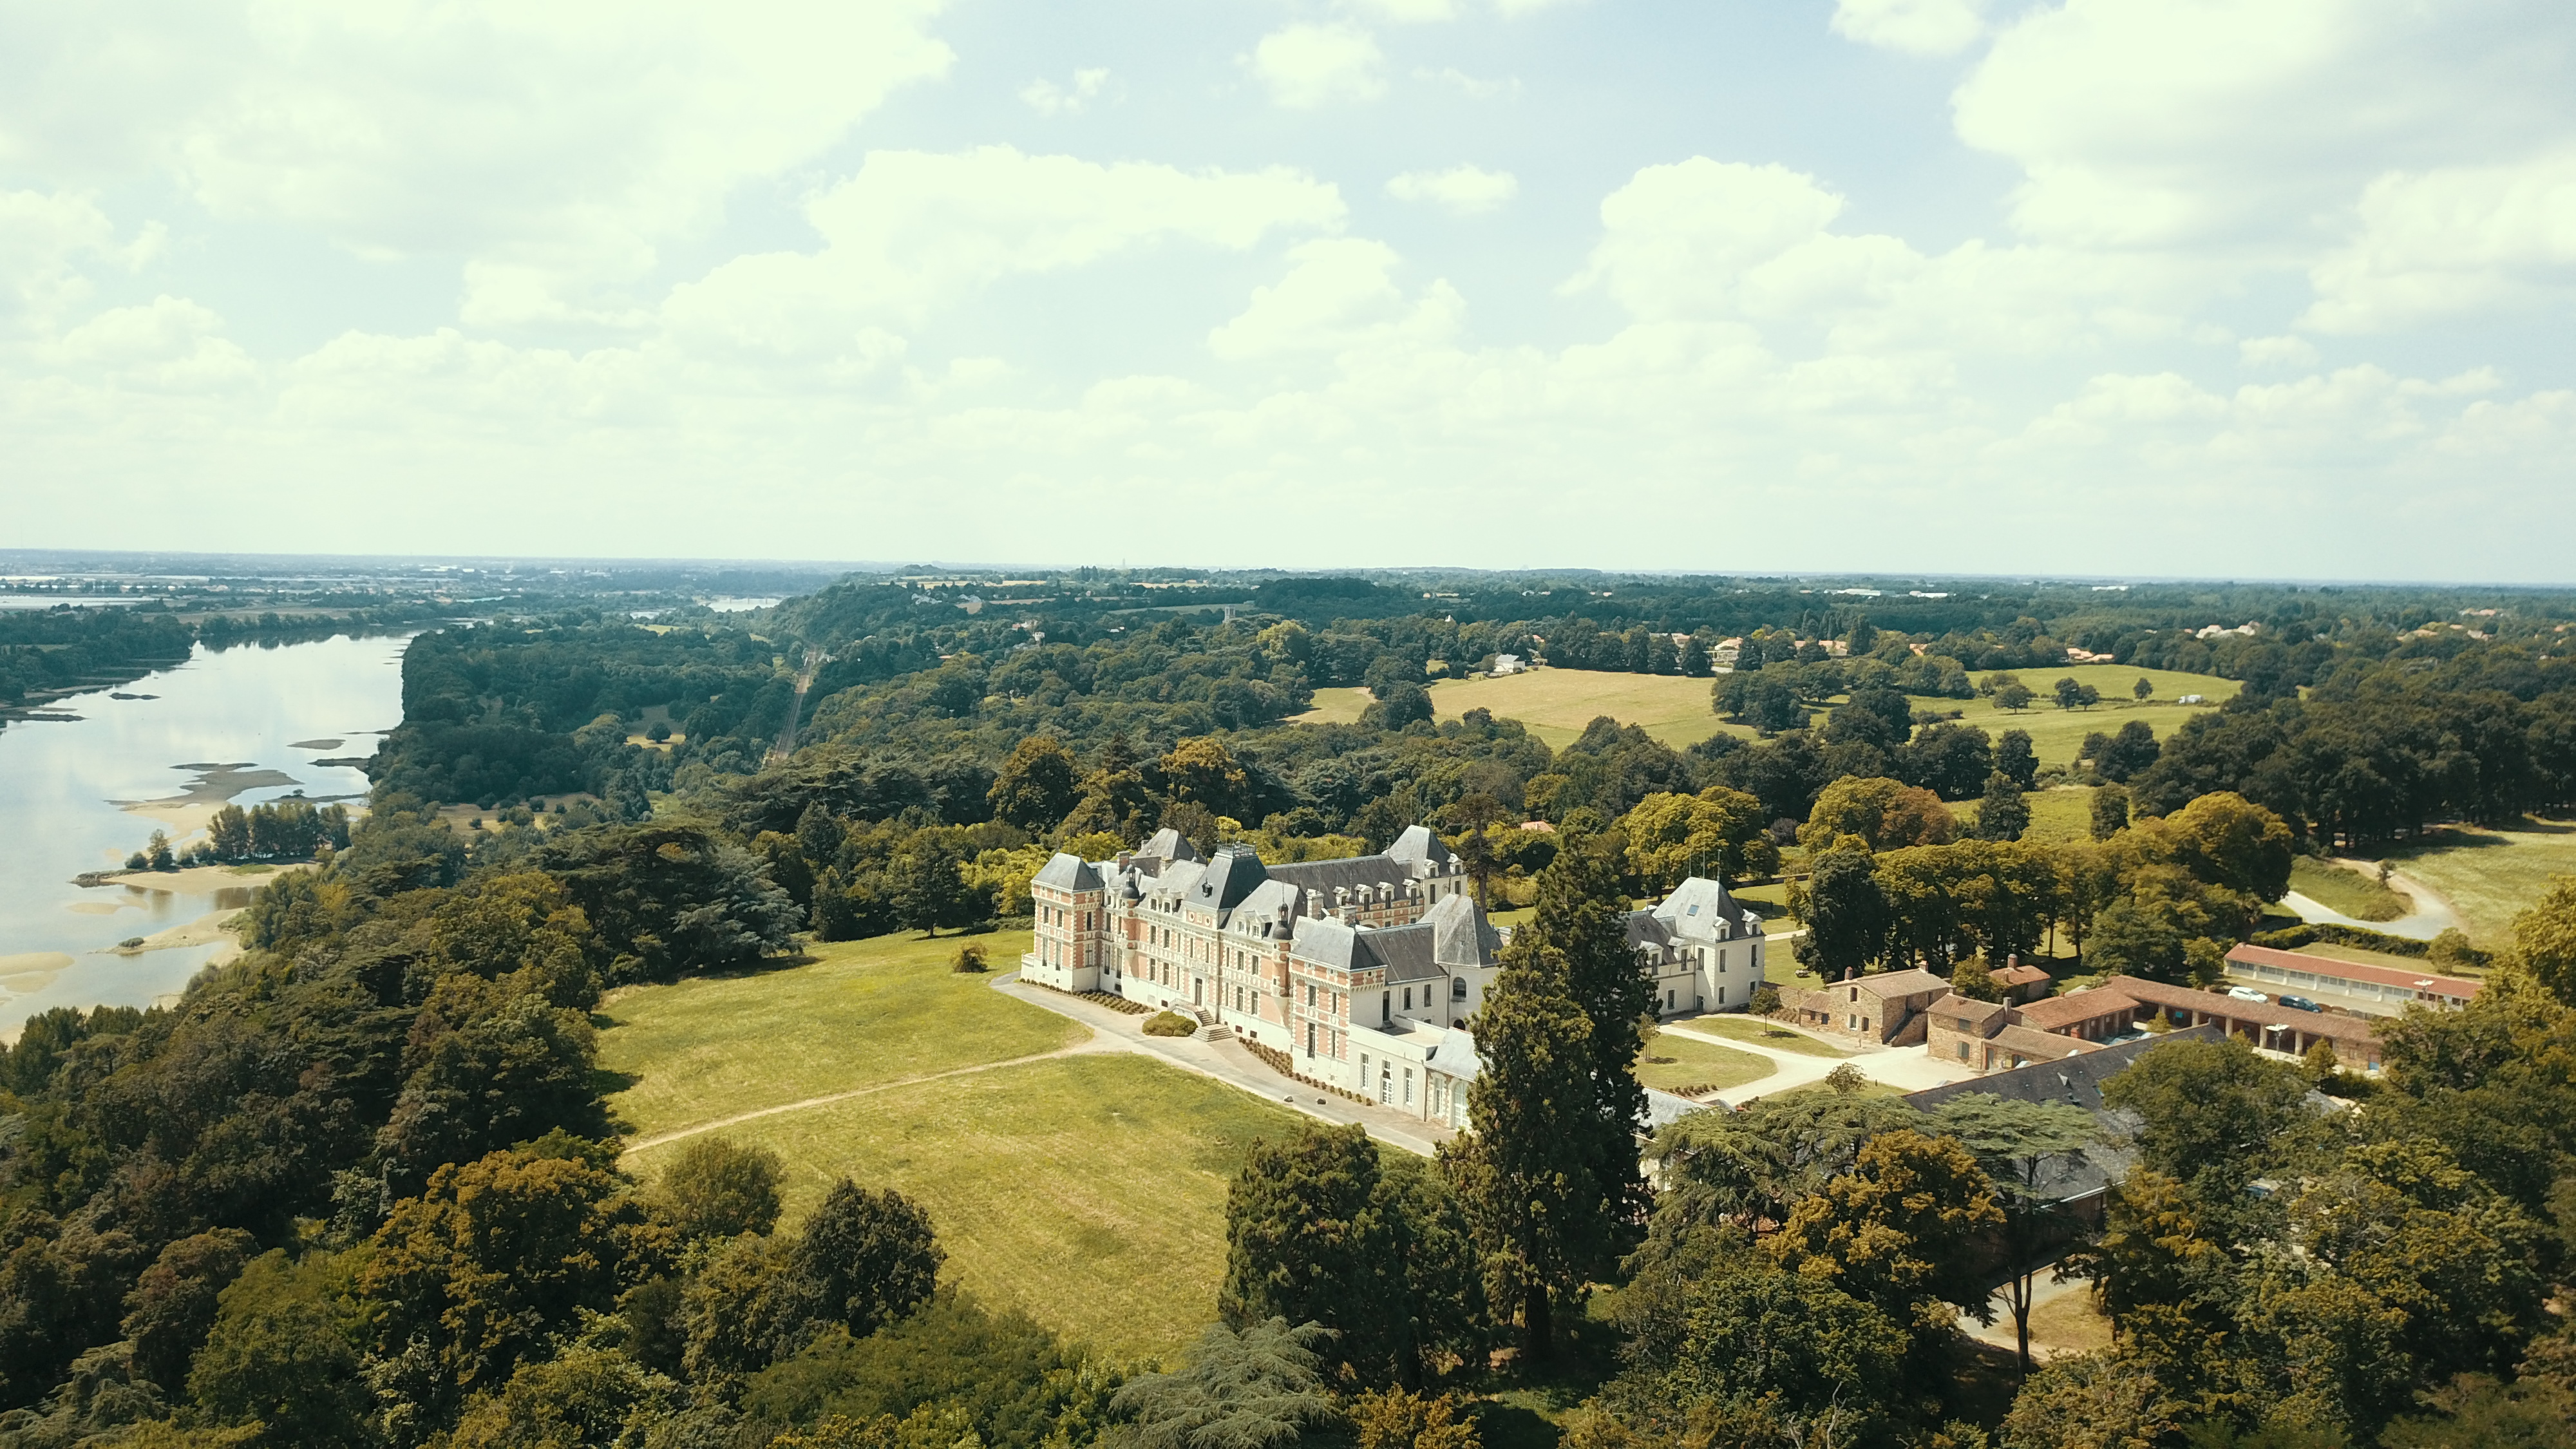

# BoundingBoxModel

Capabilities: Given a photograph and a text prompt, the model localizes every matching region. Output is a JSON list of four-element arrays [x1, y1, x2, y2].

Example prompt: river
[[0, 634, 407, 1037]]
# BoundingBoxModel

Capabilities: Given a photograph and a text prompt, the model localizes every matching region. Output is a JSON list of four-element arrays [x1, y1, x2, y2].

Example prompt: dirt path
[[764, 650, 831, 765], [622, 1032, 1115, 1153]]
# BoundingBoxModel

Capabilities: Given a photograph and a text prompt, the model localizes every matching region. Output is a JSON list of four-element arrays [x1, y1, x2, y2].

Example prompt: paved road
[[990, 972, 1457, 1157], [1656, 1015, 1982, 1106], [2279, 860, 2464, 942]]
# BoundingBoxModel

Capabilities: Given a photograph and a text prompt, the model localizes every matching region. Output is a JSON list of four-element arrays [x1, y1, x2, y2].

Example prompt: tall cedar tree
[[1436, 960, 1607, 1359], [1511, 823, 1654, 1236]]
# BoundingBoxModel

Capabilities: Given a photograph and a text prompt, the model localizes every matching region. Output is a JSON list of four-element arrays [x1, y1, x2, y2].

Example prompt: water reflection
[[0, 634, 408, 1036]]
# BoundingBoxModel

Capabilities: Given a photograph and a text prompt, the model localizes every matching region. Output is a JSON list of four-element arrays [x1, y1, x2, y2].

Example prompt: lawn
[[1633, 1027, 1776, 1094], [2294, 942, 2444, 974], [621, 1054, 1303, 1363], [2380, 820, 2576, 946], [2287, 857, 2406, 922], [1730, 882, 1794, 921], [1291, 663, 2235, 768], [596, 927, 1079, 1143], [1680, 1014, 1853, 1058], [2026, 1289, 2115, 1358]]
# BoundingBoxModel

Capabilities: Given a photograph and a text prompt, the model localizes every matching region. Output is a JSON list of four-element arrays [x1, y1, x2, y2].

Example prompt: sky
[[1, 0, 2571, 580]]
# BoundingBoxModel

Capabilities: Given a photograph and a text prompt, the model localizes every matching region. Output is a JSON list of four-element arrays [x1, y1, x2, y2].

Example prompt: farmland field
[[1294, 662, 2237, 767]]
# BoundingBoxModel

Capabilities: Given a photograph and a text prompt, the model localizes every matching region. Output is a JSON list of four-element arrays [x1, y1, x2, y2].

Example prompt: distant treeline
[[0, 609, 194, 710]]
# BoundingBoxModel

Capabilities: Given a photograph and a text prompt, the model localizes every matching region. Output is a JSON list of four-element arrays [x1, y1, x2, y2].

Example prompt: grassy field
[[2020, 784, 2102, 840], [1680, 1014, 1853, 1058], [596, 928, 1078, 1139], [1634, 1027, 1775, 1094], [1925, 665, 2238, 771], [624, 1054, 1300, 1363], [1292, 663, 2235, 768], [602, 929, 1309, 1361], [2381, 820, 2576, 945], [1293, 670, 1751, 750], [2287, 857, 2406, 921]]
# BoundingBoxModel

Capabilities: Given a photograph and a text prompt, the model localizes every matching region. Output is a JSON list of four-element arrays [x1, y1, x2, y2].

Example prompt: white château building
[[1021, 826, 1767, 1127]]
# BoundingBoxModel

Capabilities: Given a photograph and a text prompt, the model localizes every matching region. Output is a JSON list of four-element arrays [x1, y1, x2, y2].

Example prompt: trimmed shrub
[[1142, 1011, 1198, 1037]]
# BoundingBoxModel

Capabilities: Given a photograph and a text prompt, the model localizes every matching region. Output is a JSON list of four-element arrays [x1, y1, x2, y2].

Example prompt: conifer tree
[[1975, 771, 2031, 842], [1508, 823, 1653, 1236], [1437, 960, 1607, 1359]]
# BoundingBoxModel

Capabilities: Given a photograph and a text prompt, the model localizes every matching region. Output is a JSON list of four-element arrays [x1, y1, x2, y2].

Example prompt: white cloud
[[1345, 0, 1457, 21], [2302, 147, 2576, 332], [0, 0, 957, 327], [1250, 24, 1387, 109], [1830, 0, 1988, 57], [1567, 160, 1848, 320], [1205, 240, 1466, 365], [51, 296, 257, 391], [663, 147, 1347, 353], [2240, 335, 2320, 368], [0, 191, 117, 330], [1954, 0, 2576, 252], [1416, 67, 1521, 99], [1385, 166, 1519, 214], [1209, 240, 1408, 358], [1021, 68, 1110, 117]]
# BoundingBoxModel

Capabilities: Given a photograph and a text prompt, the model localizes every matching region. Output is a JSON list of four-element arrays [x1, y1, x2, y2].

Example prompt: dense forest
[[8, 571, 2576, 1448]]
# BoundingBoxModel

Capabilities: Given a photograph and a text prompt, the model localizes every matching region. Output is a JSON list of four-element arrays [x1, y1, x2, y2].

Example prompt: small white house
[[1490, 653, 1526, 675]]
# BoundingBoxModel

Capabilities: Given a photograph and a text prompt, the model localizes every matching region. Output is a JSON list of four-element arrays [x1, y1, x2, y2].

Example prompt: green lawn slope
[[2383, 820, 2576, 945], [600, 930, 1305, 1361]]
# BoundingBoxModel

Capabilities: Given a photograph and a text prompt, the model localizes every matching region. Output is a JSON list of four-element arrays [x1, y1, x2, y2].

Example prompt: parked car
[[2226, 985, 2268, 1003], [2278, 995, 2322, 1012]]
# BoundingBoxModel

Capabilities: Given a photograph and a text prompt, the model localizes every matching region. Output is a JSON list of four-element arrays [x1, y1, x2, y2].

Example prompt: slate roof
[[1650, 877, 1756, 938], [1265, 854, 1418, 896], [1423, 1027, 1484, 1083], [1288, 896, 1502, 981], [1904, 1026, 2226, 1202], [1032, 853, 1103, 891], [1188, 847, 1271, 912], [1385, 824, 1455, 871], [1139, 828, 1199, 864], [1424, 893, 1502, 967]]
